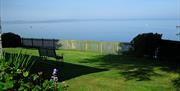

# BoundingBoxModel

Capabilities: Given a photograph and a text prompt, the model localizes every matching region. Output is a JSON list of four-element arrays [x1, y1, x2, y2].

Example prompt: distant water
[[2, 19, 180, 42]]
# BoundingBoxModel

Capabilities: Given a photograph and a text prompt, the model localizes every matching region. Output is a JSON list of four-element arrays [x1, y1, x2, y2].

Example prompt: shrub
[[0, 53, 68, 90], [159, 40, 180, 63], [130, 33, 162, 57], [1, 32, 22, 47]]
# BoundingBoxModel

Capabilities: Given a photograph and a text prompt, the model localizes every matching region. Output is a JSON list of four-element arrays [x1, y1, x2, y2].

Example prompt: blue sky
[[1, 0, 180, 21]]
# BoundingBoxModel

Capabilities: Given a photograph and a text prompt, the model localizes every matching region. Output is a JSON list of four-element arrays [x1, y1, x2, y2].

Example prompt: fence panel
[[59, 40, 123, 54], [22, 38, 131, 54], [21, 38, 59, 48]]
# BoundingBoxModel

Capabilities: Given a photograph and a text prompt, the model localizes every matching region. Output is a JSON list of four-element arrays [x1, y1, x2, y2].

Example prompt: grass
[[3, 48, 180, 91]]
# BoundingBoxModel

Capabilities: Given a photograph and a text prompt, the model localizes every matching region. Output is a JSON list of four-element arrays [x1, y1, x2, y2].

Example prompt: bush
[[1, 32, 22, 47], [159, 40, 180, 63], [130, 33, 162, 57], [0, 53, 68, 90]]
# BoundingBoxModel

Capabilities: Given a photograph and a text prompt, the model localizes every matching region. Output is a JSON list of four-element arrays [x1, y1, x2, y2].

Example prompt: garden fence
[[21, 38, 131, 54]]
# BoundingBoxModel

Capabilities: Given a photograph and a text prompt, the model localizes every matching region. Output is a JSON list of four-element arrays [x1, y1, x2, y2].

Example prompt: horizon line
[[2, 18, 179, 24]]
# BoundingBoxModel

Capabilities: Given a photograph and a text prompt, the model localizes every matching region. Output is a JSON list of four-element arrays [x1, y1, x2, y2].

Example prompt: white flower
[[53, 68, 58, 75]]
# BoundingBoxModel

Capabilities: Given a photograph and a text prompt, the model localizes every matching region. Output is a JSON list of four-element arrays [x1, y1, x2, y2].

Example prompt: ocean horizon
[[2, 19, 180, 42]]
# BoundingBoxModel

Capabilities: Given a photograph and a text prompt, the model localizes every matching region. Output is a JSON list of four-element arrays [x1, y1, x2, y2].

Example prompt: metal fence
[[21, 38, 60, 49]]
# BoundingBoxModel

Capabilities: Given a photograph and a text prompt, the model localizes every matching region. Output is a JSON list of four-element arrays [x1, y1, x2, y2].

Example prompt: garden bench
[[38, 48, 63, 62]]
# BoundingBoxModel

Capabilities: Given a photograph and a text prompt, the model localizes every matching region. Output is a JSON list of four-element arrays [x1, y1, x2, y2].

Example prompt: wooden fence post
[[31, 38, 33, 48], [85, 41, 88, 51], [100, 42, 103, 54]]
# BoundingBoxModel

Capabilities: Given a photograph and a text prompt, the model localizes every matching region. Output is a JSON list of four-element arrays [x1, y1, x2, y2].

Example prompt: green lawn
[[3, 48, 180, 91]]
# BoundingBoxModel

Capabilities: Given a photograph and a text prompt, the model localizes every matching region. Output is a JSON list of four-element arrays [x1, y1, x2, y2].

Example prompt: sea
[[2, 19, 180, 42]]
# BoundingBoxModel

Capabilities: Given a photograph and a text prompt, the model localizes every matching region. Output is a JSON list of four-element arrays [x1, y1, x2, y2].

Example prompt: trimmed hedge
[[130, 33, 162, 58], [159, 40, 180, 61], [131, 32, 180, 64], [1, 32, 22, 47]]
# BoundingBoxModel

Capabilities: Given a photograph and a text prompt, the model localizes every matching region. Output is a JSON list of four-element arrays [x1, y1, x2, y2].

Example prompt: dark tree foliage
[[1, 32, 22, 47], [159, 40, 180, 63], [130, 33, 162, 58]]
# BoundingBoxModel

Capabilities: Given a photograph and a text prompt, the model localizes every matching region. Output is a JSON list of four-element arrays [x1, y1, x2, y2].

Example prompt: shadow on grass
[[172, 75, 180, 90], [4, 53, 107, 82], [31, 59, 107, 82], [120, 66, 161, 81], [80, 54, 180, 81]]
